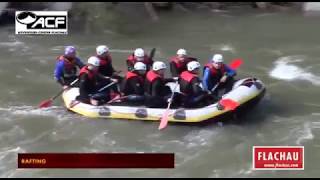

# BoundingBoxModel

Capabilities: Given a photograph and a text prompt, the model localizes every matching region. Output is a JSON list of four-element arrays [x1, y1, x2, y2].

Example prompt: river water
[[0, 7, 320, 177]]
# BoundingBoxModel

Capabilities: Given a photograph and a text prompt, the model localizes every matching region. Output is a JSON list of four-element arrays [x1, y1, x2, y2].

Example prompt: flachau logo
[[15, 11, 68, 35], [253, 146, 304, 170]]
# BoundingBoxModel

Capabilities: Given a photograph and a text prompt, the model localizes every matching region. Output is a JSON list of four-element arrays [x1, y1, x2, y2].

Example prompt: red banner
[[253, 146, 304, 170], [18, 153, 174, 168]]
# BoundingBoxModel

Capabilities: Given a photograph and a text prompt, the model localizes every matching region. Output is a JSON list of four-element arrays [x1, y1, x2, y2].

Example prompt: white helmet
[[187, 61, 201, 71], [87, 56, 100, 67], [177, 48, 187, 56], [134, 62, 147, 71], [212, 54, 224, 63], [152, 61, 167, 71], [134, 48, 145, 57], [96, 45, 109, 56]]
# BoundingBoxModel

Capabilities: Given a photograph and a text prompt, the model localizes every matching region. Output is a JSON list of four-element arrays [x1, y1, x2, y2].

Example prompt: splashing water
[[269, 56, 320, 85]]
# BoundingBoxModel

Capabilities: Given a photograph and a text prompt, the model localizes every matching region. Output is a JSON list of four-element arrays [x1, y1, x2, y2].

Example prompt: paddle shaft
[[52, 78, 79, 100], [97, 70, 123, 92], [168, 81, 179, 102], [98, 81, 118, 92], [159, 81, 179, 129], [107, 95, 128, 104]]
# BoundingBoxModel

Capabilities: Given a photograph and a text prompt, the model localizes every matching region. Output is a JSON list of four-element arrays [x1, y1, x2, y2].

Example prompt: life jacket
[[203, 63, 226, 77], [122, 71, 145, 95], [180, 71, 197, 83], [144, 70, 163, 95], [97, 55, 112, 67], [146, 70, 161, 83], [170, 56, 186, 70], [79, 65, 96, 81], [56, 55, 77, 78], [170, 56, 197, 76], [78, 65, 98, 99], [127, 54, 153, 69], [97, 55, 113, 76], [126, 71, 144, 84], [179, 71, 198, 95]]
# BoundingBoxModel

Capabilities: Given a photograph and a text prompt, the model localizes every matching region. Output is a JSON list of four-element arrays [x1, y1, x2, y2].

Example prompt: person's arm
[[54, 61, 65, 86], [79, 74, 90, 99], [151, 79, 162, 97], [97, 73, 118, 83], [108, 56, 116, 74], [170, 61, 179, 77], [75, 57, 85, 68], [202, 68, 212, 91], [120, 78, 128, 95], [224, 65, 236, 77], [191, 78, 202, 95]]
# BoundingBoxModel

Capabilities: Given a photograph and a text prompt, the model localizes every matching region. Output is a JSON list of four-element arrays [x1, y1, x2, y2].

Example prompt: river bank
[[0, 2, 305, 26]]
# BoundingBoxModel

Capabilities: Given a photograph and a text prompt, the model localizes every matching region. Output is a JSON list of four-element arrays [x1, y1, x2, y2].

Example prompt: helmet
[[134, 62, 147, 71], [64, 46, 76, 56], [187, 61, 201, 71], [152, 61, 167, 71], [134, 48, 145, 57], [177, 48, 187, 56], [96, 45, 109, 56], [87, 56, 100, 67], [211, 54, 224, 63]]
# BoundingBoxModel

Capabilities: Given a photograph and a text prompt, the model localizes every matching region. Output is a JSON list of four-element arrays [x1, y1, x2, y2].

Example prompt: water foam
[[296, 122, 314, 145], [209, 44, 236, 54], [269, 56, 320, 85], [0, 146, 25, 178], [220, 44, 236, 53], [0, 105, 72, 122]]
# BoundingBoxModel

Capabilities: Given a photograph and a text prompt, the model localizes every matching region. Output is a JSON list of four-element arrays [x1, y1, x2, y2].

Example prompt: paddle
[[107, 95, 129, 104], [210, 58, 243, 93], [68, 69, 123, 108], [158, 81, 179, 130], [106, 94, 146, 104], [97, 80, 118, 92], [149, 48, 156, 60], [38, 78, 79, 108], [68, 80, 119, 108]]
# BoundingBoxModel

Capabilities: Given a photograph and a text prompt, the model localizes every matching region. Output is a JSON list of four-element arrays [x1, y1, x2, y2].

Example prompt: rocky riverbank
[[0, 2, 306, 26]]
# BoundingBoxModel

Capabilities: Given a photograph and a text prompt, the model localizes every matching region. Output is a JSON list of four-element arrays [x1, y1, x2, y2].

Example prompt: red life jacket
[[57, 55, 76, 71], [204, 63, 226, 76], [180, 71, 197, 83], [145, 70, 163, 96], [170, 56, 186, 70], [126, 71, 144, 84], [127, 54, 153, 67], [96, 55, 114, 76], [179, 70, 199, 94], [97, 55, 112, 67], [146, 70, 162, 83], [79, 65, 96, 80]]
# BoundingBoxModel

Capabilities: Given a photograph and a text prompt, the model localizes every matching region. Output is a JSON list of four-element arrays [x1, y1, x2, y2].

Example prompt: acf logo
[[15, 11, 68, 35]]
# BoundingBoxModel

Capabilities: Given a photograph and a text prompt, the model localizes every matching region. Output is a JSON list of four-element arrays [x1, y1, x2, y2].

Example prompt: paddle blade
[[219, 99, 239, 111], [159, 110, 170, 130], [38, 99, 52, 108], [150, 48, 156, 59], [229, 59, 243, 70]]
